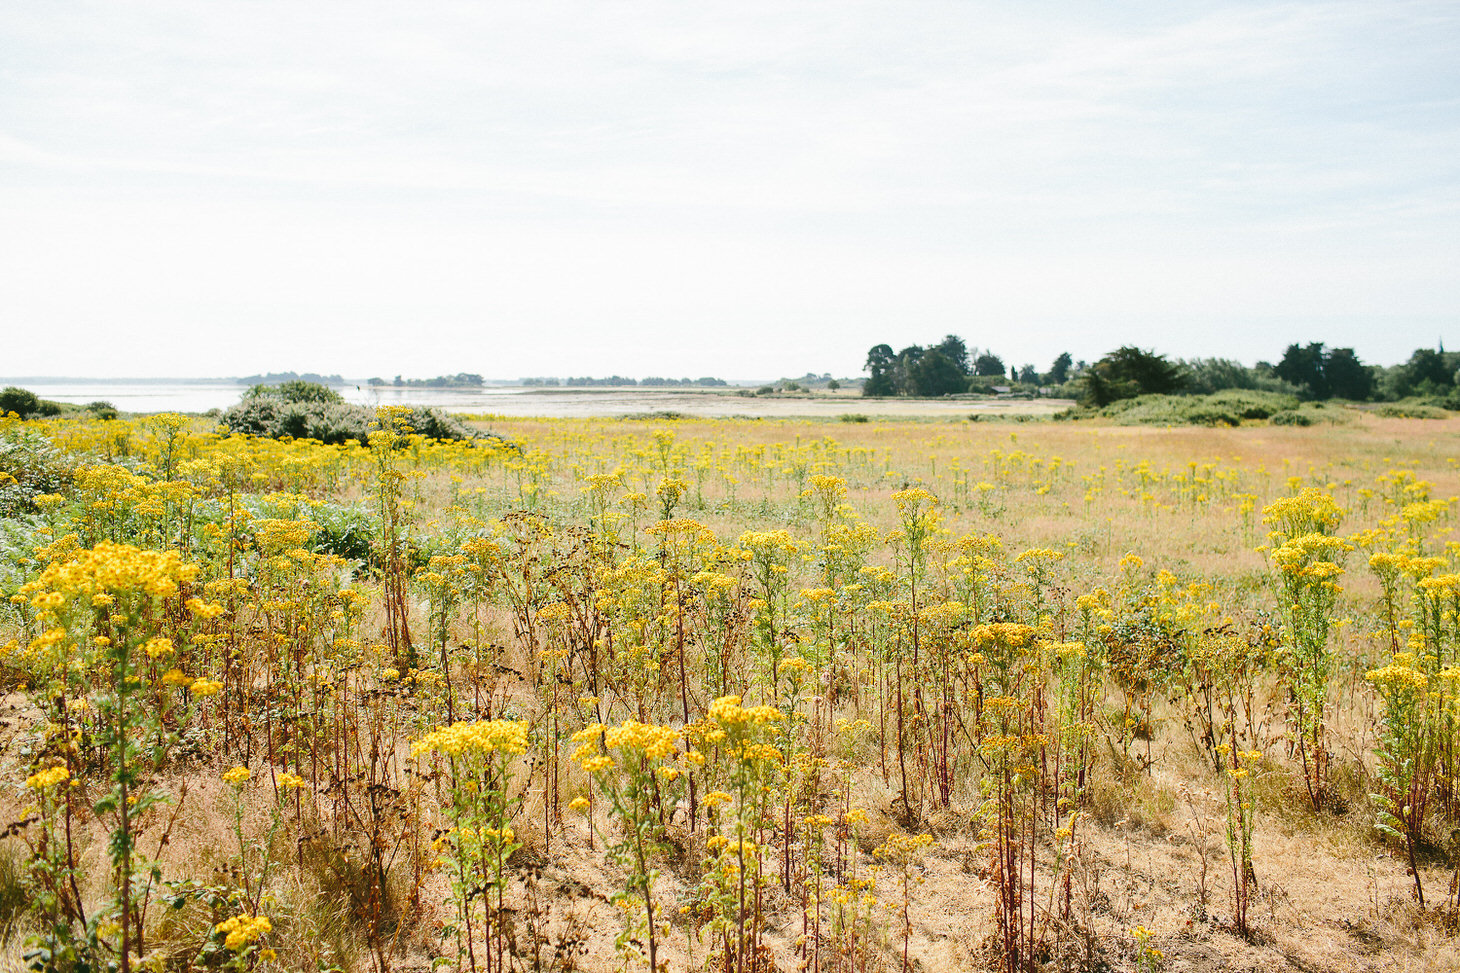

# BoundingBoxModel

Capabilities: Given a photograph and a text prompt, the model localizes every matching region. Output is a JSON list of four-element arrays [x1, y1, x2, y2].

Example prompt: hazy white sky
[[2, 1, 1457, 379]]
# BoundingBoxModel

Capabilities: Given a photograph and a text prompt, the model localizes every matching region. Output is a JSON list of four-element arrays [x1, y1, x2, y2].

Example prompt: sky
[[1, 1, 1458, 381]]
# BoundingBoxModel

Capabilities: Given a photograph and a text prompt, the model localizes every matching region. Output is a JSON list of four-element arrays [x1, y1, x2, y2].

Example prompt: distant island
[[365, 373, 484, 388], [522, 376, 728, 387]]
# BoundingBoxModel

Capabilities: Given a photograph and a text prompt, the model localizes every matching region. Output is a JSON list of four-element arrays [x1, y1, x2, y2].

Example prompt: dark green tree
[[1405, 348, 1454, 390], [1046, 352, 1073, 385], [973, 353, 1005, 377], [1079, 346, 1188, 405], [1274, 343, 1330, 399], [1274, 343, 1377, 400], [1324, 348, 1374, 400], [863, 344, 897, 397], [891, 345, 925, 395], [1184, 358, 1257, 394], [911, 350, 967, 396], [933, 335, 971, 376]]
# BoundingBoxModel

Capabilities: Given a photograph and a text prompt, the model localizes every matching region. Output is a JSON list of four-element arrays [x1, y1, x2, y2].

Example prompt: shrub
[[1374, 400, 1448, 420], [0, 426, 73, 515], [0, 387, 42, 419], [243, 380, 343, 404], [1083, 390, 1317, 427], [1270, 409, 1313, 426], [1206, 389, 1299, 420], [220, 395, 478, 445]]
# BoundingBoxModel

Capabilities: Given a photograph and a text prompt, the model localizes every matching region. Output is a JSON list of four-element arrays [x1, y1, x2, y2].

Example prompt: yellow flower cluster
[[1271, 532, 1349, 579], [215, 913, 272, 950], [1263, 488, 1343, 538], [891, 487, 938, 513], [143, 637, 174, 659], [184, 597, 227, 619], [706, 695, 781, 728], [410, 719, 530, 759], [30, 540, 199, 601], [645, 518, 717, 544], [875, 831, 934, 862], [969, 622, 1038, 650], [26, 766, 70, 790], [738, 529, 799, 557], [1366, 654, 1428, 693], [537, 601, 571, 623]]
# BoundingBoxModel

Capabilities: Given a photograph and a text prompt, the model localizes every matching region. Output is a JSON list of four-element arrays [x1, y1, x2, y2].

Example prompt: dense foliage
[[221, 382, 478, 445], [857, 338, 1460, 416]]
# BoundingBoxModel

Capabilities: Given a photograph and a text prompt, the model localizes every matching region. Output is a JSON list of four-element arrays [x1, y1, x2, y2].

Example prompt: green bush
[[1205, 389, 1300, 420], [1374, 400, 1448, 420], [243, 380, 344, 404], [221, 392, 482, 445], [0, 426, 73, 516], [0, 386, 65, 419], [0, 387, 40, 418], [1078, 390, 1338, 427], [309, 503, 376, 565]]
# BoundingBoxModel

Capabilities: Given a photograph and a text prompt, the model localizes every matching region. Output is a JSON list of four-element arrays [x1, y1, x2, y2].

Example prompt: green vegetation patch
[[220, 382, 479, 444]]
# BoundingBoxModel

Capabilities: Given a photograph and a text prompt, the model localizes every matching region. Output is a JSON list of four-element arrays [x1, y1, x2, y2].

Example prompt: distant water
[[9, 381, 599, 415], [7, 380, 1063, 419], [15, 381, 255, 414]]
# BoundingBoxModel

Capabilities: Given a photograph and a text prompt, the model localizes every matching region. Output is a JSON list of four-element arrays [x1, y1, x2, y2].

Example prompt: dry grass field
[[1, 407, 1459, 973]]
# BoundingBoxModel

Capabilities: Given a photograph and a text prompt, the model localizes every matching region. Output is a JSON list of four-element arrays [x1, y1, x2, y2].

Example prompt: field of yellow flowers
[[2, 406, 1459, 973]]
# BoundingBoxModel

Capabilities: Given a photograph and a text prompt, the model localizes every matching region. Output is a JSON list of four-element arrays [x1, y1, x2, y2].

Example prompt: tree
[[1046, 352, 1073, 385], [863, 344, 897, 397], [932, 335, 971, 376], [1274, 343, 1375, 400], [1102, 346, 1187, 394], [1184, 358, 1256, 394], [1274, 343, 1330, 399], [1017, 364, 1037, 384], [1324, 348, 1374, 400], [973, 353, 1005, 377], [911, 350, 966, 396], [1405, 348, 1453, 391], [1079, 346, 1187, 405], [891, 345, 925, 395]]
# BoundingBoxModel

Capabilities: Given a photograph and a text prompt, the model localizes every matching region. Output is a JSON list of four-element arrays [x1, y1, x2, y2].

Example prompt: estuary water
[[10, 381, 561, 415], [5, 381, 1068, 419]]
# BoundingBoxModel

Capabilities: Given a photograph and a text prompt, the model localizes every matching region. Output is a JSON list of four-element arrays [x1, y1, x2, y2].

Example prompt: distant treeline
[[863, 336, 1460, 407], [366, 374, 484, 388], [863, 336, 1070, 397], [240, 371, 345, 386], [521, 377, 729, 387]]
